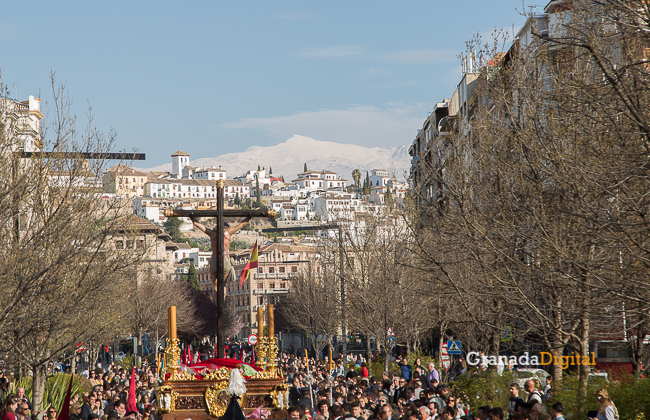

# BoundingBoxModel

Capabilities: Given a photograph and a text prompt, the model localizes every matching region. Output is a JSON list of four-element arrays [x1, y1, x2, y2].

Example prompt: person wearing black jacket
[[80, 394, 96, 420], [289, 377, 303, 407]]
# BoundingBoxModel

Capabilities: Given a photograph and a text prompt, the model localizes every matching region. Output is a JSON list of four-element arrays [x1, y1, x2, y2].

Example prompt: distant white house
[[194, 166, 226, 180], [291, 170, 347, 192], [369, 169, 391, 188]]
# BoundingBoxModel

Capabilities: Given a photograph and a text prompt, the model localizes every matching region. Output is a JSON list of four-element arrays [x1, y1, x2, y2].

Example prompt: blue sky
[[1, 1, 530, 167]]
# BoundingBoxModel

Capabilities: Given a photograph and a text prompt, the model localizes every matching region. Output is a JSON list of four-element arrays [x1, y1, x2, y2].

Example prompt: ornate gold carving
[[164, 338, 181, 376], [175, 395, 205, 410], [156, 385, 178, 413], [216, 179, 226, 189], [204, 381, 230, 417], [202, 367, 231, 381], [267, 336, 279, 374], [270, 384, 290, 409], [267, 209, 278, 218], [250, 369, 280, 380], [163, 208, 175, 217], [255, 336, 268, 370], [168, 370, 196, 381]]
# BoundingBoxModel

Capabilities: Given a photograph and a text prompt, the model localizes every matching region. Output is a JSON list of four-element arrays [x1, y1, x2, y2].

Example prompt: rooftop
[[171, 150, 190, 156]]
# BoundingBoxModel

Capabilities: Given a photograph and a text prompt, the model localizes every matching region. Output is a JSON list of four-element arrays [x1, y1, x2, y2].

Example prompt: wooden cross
[[163, 180, 277, 358]]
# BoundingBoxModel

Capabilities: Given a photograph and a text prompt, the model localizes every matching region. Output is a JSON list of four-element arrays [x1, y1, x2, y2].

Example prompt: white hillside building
[[291, 170, 347, 192], [369, 169, 391, 188], [144, 179, 249, 200], [194, 166, 226, 180], [2, 95, 43, 154], [234, 169, 272, 188], [171, 150, 190, 178]]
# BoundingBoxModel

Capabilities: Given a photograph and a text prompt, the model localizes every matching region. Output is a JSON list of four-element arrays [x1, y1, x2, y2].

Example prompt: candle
[[268, 304, 274, 338], [168, 306, 177, 339], [257, 306, 264, 337]]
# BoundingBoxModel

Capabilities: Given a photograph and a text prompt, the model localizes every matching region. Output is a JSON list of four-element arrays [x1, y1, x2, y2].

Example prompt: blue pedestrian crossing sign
[[447, 341, 461, 354]]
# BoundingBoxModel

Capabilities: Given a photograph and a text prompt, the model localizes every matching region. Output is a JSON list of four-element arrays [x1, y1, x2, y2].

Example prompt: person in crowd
[[14, 403, 30, 420], [80, 393, 95, 420], [524, 380, 543, 405], [507, 384, 524, 420], [288, 406, 301, 420], [70, 403, 83, 420], [550, 402, 564, 420], [590, 389, 618, 420], [1, 394, 18, 420], [476, 406, 490, 420], [488, 408, 504, 420], [400, 359, 413, 382], [15, 389, 31, 412], [439, 407, 455, 420]]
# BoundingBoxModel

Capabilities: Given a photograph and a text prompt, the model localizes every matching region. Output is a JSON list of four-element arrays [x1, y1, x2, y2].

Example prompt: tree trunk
[[32, 364, 47, 412], [383, 343, 390, 373], [155, 328, 160, 377], [136, 325, 142, 368], [550, 336, 565, 383], [365, 338, 372, 364], [578, 313, 590, 398]]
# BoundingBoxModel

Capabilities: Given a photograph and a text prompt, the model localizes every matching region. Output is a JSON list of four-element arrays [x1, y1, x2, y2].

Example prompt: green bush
[[13, 374, 93, 412], [550, 373, 650, 420], [452, 370, 517, 411]]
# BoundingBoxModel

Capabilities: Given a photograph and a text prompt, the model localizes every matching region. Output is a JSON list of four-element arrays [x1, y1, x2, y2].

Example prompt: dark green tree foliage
[[257, 164, 261, 171], [234, 192, 241, 206], [385, 187, 392, 204], [269, 167, 272, 174], [163, 217, 183, 242], [303, 163, 308, 172], [186, 262, 201, 291]]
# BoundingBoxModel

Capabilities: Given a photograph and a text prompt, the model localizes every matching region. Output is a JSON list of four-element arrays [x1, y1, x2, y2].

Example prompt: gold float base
[[160, 378, 288, 420]]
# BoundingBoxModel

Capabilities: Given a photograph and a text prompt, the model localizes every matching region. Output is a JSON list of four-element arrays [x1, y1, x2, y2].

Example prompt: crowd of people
[[0, 362, 159, 420], [276, 352, 618, 420], [0, 349, 620, 420]]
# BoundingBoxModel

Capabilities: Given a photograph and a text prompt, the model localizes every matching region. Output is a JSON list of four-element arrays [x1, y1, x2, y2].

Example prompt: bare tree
[[0, 75, 142, 410], [281, 255, 341, 360]]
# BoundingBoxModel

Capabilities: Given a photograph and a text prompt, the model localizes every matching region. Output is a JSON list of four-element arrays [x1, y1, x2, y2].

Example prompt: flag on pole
[[240, 241, 259, 287]]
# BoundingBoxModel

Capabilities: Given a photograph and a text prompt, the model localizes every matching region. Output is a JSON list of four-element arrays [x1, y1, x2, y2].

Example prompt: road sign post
[[447, 341, 461, 355]]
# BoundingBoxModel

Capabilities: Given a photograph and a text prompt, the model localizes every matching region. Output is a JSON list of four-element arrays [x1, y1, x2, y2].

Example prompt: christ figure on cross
[[189, 216, 251, 287]]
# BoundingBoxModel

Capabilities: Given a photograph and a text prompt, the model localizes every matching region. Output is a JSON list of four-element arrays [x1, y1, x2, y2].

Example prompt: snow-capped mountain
[[143, 135, 411, 183]]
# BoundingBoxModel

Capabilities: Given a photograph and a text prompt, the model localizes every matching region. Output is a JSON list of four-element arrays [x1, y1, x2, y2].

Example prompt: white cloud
[[222, 104, 431, 148], [297, 45, 366, 58], [362, 67, 391, 77], [379, 48, 457, 64], [274, 12, 317, 20]]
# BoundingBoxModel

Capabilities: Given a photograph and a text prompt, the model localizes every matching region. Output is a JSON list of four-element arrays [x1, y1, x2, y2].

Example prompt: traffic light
[[349, 331, 354, 339]]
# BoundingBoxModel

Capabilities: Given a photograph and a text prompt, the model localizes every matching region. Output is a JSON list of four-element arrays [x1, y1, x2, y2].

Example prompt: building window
[[259, 297, 264, 305], [258, 282, 263, 289], [115, 240, 124, 249], [281, 282, 286, 289], [126, 240, 134, 249], [279, 266, 285, 273], [269, 267, 275, 274], [291, 266, 298, 272], [258, 267, 263, 273], [270, 283, 275, 289], [136, 240, 145, 249]]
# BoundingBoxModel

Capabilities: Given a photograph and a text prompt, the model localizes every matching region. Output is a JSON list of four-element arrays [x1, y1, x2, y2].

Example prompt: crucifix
[[163, 179, 277, 358]]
